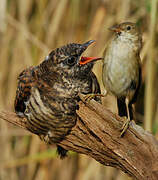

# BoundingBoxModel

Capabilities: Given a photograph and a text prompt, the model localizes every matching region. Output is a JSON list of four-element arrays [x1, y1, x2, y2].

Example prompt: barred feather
[[14, 41, 101, 157]]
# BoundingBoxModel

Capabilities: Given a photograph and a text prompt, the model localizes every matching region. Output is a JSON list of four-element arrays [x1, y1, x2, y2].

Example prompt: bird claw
[[39, 134, 49, 144], [83, 94, 105, 103], [120, 117, 130, 137], [83, 94, 95, 102], [16, 112, 25, 118], [39, 131, 54, 144]]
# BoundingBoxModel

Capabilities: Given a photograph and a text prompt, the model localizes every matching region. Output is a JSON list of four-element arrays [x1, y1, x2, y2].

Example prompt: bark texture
[[0, 97, 158, 180]]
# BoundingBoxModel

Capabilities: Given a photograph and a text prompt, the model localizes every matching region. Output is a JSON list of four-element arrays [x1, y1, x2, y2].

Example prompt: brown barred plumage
[[14, 40, 101, 158]]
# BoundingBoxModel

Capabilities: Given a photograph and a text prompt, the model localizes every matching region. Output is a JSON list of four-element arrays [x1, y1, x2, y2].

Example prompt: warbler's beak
[[79, 56, 102, 65], [109, 24, 122, 33]]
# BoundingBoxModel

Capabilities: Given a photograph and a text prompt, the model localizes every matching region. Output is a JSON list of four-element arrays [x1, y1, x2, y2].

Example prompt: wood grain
[[0, 97, 158, 180]]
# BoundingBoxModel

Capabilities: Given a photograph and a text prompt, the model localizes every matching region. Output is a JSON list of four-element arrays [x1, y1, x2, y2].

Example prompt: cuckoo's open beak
[[79, 40, 102, 65], [79, 56, 102, 65]]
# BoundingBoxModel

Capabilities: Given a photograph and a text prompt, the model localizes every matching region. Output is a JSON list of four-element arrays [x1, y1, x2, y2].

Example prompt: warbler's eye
[[66, 56, 76, 66], [126, 26, 131, 31]]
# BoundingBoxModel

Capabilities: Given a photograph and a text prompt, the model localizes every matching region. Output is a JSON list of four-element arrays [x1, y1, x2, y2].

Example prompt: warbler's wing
[[130, 63, 142, 104], [128, 55, 142, 120]]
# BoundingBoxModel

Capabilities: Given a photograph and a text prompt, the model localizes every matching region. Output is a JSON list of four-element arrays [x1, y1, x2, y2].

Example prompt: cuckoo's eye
[[126, 25, 131, 31], [66, 56, 76, 66]]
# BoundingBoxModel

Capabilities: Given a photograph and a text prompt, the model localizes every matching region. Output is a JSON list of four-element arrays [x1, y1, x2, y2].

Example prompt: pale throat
[[115, 32, 140, 52]]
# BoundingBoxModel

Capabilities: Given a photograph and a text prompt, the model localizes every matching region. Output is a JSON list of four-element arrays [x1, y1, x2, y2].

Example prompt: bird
[[102, 22, 142, 136], [14, 40, 102, 158]]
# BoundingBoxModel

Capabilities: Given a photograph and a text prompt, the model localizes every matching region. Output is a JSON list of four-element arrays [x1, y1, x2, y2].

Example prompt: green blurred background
[[0, 0, 158, 179]]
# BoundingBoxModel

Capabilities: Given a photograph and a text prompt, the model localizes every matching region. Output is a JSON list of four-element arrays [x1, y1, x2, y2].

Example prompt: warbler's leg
[[120, 98, 130, 137]]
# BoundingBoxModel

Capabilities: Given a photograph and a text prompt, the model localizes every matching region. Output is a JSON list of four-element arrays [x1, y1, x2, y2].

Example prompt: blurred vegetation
[[0, 0, 158, 180]]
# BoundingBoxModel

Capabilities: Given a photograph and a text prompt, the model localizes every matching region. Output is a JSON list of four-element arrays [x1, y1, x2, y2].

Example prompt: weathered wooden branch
[[0, 97, 158, 180]]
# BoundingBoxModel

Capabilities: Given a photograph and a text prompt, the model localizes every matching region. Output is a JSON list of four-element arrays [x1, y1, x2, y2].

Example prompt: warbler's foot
[[120, 117, 130, 137], [83, 94, 105, 102]]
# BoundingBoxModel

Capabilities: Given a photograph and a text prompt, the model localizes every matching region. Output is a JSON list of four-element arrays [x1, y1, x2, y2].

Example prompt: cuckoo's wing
[[14, 66, 35, 116]]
